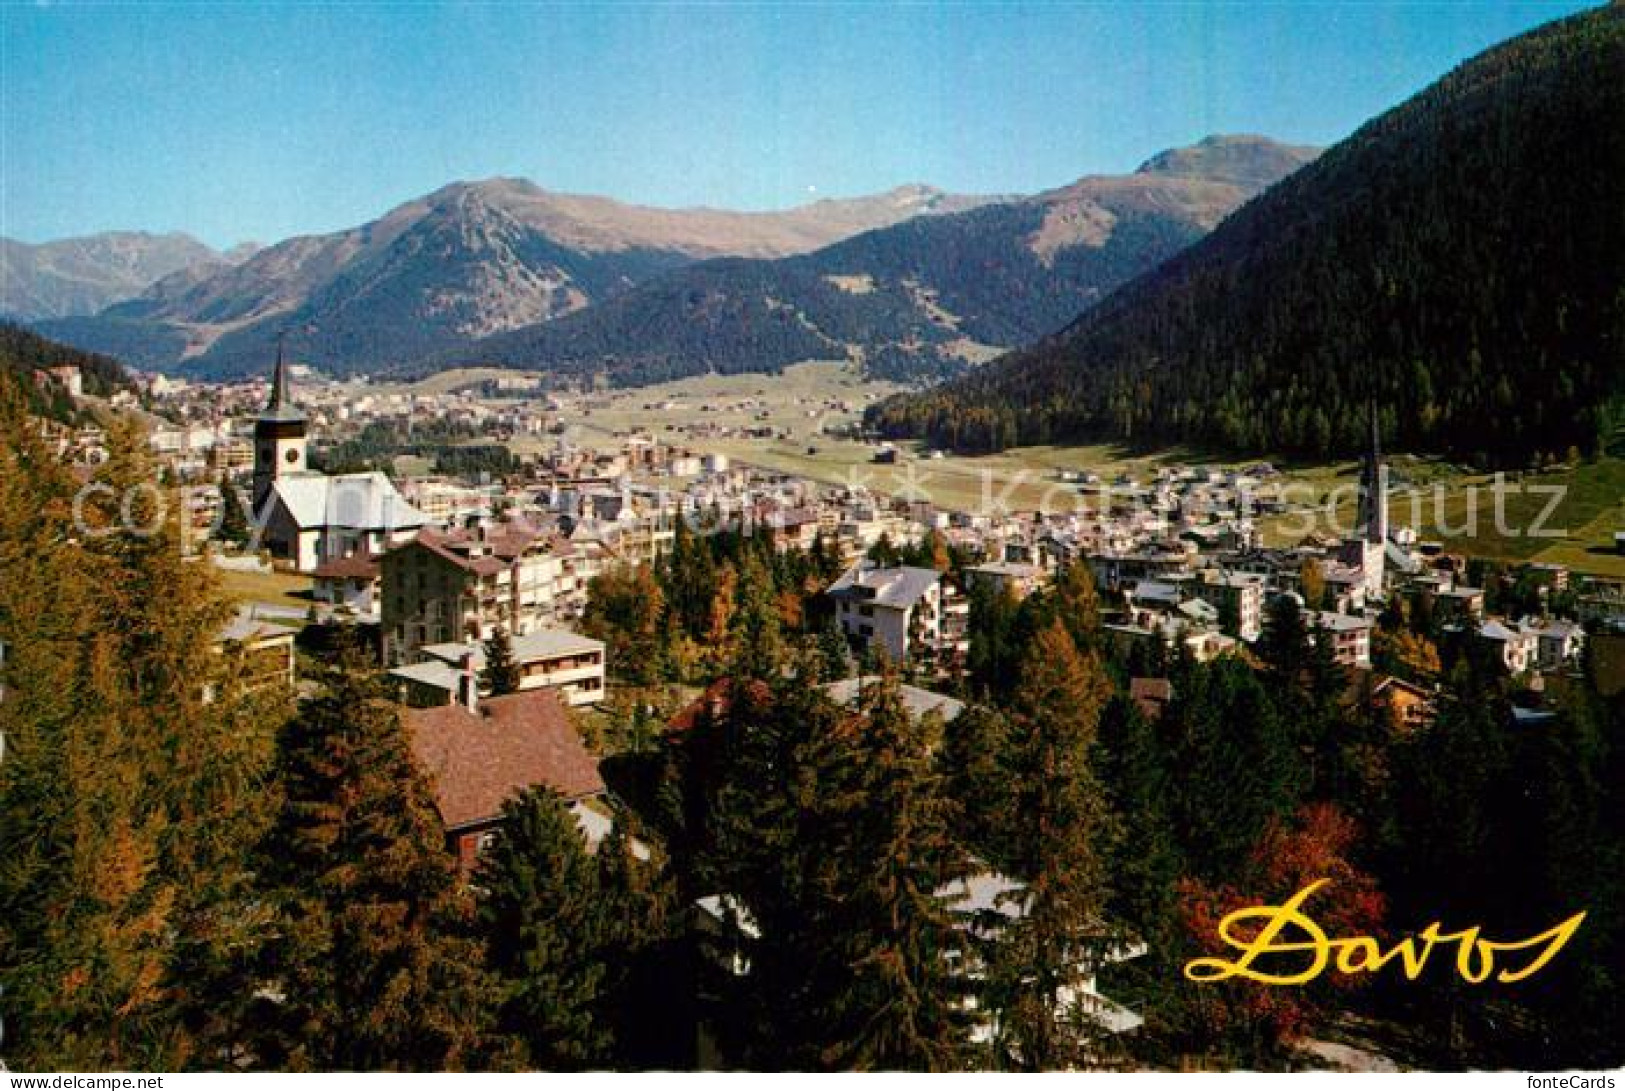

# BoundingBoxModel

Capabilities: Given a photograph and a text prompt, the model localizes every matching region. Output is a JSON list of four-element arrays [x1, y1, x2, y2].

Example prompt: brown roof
[[310, 552, 380, 580], [665, 677, 773, 734], [1129, 677, 1173, 720], [406, 688, 604, 831], [1128, 677, 1172, 703]]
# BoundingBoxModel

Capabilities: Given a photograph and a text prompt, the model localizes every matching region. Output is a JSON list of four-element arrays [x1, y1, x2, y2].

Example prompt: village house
[[404, 679, 605, 873], [310, 551, 382, 618], [390, 628, 606, 708], [1370, 675, 1438, 731], [1309, 610, 1374, 670], [827, 561, 950, 665], [381, 522, 598, 665], [1479, 619, 1538, 675], [213, 607, 297, 696]]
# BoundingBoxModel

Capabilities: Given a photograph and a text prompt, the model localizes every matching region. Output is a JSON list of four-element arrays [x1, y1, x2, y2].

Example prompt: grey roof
[[1479, 619, 1524, 642], [937, 872, 1028, 921], [827, 562, 940, 609], [217, 607, 298, 644], [969, 560, 1043, 580], [1312, 611, 1374, 633], [420, 628, 605, 669], [821, 677, 965, 724], [388, 660, 462, 692], [268, 472, 428, 532], [1132, 580, 1184, 605]]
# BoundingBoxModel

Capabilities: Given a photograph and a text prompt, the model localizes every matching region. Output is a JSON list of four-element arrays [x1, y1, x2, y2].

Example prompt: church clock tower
[[252, 339, 309, 515]]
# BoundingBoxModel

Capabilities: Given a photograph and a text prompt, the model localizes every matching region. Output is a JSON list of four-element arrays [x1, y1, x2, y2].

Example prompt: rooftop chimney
[[458, 650, 479, 713]]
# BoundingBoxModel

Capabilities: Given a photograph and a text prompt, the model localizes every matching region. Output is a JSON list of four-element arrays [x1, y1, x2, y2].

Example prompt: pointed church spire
[[260, 334, 307, 423], [1359, 400, 1387, 545]]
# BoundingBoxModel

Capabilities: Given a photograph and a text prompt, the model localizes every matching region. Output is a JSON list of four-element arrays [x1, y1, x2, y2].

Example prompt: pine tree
[[248, 644, 499, 1070], [476, 786, 609, 1068], [817, 616, 852, 682], [730, 551, 785, 680], [1050, 561, 1103, 652], [481, 625, 523, 696], [216, 471, 250, 548], [804, 673, 970, 1070], [939, 703, 1015, 865], [594, 816, 687, 1068], [0, 398, 281, 1070], [982, 620, 1117, 1069]]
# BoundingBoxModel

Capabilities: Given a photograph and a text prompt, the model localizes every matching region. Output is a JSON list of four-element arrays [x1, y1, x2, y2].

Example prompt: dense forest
[[868, 7, 1625, 465], [0, 322, 135, 423]]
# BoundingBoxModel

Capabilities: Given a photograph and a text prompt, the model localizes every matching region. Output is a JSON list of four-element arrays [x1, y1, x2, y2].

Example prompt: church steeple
[[253, 337, 309, 512], [260, 334, 307, 423], [1357, 401, 1388, 546]]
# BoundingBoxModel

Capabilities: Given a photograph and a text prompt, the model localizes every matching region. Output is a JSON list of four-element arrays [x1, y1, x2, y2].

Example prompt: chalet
[[213, 608, 297, 695], [404, 682, 604, 873], [1370, 675, 1437, 731]]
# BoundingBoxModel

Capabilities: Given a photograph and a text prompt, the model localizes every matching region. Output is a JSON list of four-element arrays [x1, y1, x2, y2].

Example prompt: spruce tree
[[476, 786, 609, 1068], [248, 644, 499, 1070], [481, 625, 523, 696], [802, 673, 970, 1070], [216, 471, 250, 548]]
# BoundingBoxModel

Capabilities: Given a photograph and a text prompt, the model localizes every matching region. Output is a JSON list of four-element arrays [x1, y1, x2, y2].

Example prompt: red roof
[[405, 688, 603, 831]]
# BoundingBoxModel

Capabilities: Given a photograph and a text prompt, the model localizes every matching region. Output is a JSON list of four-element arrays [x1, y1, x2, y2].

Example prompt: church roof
[[267, 472, 429, 532]]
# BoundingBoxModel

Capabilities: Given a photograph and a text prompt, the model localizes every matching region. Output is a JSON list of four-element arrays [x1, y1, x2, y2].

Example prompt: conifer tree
[[594, 816, 686, 1068], [817, 616, 852, 682], [0, 399, 281, 1070], [939, 702, 1015, 864], [804, 673, 970, 1070], [730, 551, 785, 680], [248, 643, 498, 1070], [983, 620, 1116, 1069], [216, 471, 250, 548], [476, 786, 609, 1068], [481, 625, 523, 696]]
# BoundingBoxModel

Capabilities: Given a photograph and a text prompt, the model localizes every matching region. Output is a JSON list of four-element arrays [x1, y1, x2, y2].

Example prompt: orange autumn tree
[[1168, 803, 1385, 1063]]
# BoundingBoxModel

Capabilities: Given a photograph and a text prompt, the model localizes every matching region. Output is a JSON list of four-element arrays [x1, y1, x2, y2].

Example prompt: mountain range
[[32, 181, 994, 378], [0, 232, 257, 322], [30, 136, 1316, 384], [426, 136, 1318, 386], [868, 5, 1625, 464]]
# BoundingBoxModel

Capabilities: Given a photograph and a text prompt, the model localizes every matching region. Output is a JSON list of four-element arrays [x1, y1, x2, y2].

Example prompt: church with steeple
[[250, 344, 428, 572], [1337, 403, 1391, 600]]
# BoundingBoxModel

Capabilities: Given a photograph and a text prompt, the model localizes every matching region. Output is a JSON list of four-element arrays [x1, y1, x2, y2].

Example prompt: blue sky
[[2, 1, 1597, 249]]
